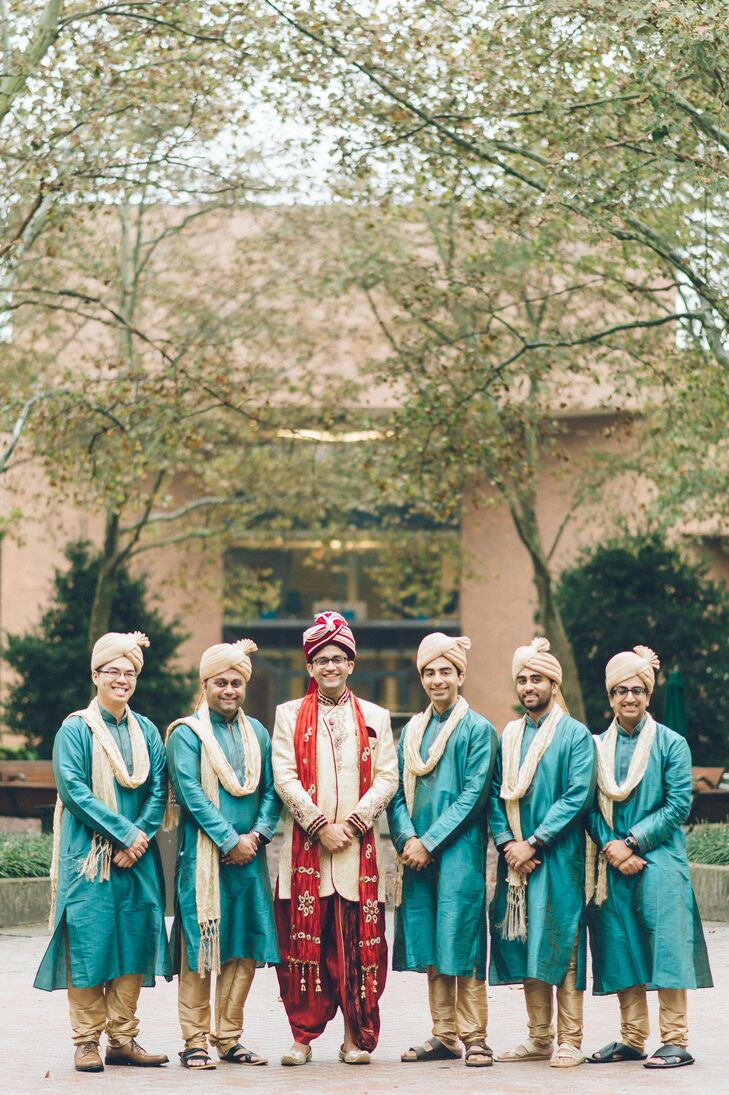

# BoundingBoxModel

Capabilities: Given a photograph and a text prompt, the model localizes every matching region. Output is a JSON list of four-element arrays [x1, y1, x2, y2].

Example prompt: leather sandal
[[588, 1040, 647, 1063], [644, 1044, 695, 1069], [179, 1048, 216, 1070], [465, 1041, 494, 1067], [401, 1036, 461, 1062], [496, 1038, 552, 1062], [550, 1042, 586, 1068], [219, 1042, 267, 1065]]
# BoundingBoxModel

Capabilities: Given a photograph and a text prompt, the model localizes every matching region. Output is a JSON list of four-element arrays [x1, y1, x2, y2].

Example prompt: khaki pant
[[179, 936, 256, 1055], [427, 967, 488, 1048], [617, 986, 688, 1051], [523, 935, 582, 1049], [67, 975, 142, 1047]]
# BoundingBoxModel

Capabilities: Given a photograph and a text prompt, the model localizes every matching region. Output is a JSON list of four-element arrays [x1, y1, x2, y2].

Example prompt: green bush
[[685, 824, 729, 866], [0, 833, 53, 878]]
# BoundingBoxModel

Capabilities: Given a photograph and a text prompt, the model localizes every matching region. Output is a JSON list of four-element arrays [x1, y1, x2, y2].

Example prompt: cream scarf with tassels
[[498, 702, 564, 940], [49, 698, 150, 928], [394, 696, 469, 907], [164, 701, 261, 976], [587, 713, 657, 905]]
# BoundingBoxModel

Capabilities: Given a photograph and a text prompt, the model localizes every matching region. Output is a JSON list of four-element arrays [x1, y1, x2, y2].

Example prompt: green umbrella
[[663, 668, 687, 734]]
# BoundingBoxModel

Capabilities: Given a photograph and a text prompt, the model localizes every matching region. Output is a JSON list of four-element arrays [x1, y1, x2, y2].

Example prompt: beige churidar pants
[[427, 967, 488, 1048], [67, 975, 143, 1047], [523, 934, 582, 1049], [617, 986, 688, 1050], [178, 936, 256, 1055]]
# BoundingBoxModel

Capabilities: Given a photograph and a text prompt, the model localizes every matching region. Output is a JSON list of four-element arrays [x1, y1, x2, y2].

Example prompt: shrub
[[685, 824, 729, 866], [0, 833, 53, 878], [2, 541, 198, 757], [557, 536, 729, 763]]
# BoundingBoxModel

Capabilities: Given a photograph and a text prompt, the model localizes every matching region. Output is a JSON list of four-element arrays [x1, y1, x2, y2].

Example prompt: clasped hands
[[319, 821, 356, 854], [503, 839, 541, 876], [113, 829, 148, 869], [401, 836, 433, 871], [221, 832, 260, 866], [604, 838, 647, 876]]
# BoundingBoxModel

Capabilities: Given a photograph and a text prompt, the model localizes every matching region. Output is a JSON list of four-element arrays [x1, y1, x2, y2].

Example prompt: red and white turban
[[303, 611, 356, 662], [512, 636, 563, 685], [199, 639, 257, 683], [91, 631, 149, 673], [605, 645, 660, 694], [417, 632, 471, 673]]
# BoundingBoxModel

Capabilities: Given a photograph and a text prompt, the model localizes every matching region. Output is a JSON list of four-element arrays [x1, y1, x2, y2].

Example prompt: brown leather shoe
[[75, 1042, 104, 1072], [105, 1039, 169, 1067]]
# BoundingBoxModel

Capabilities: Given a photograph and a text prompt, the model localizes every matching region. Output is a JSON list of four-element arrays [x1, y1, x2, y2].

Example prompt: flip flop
[[401, 1037, 461, 1062], [219, 1042, 267, 1065], [496, 1038, 552, 1062], [587, 1040, 647, 1064], [643, 1044, 694, 1069]]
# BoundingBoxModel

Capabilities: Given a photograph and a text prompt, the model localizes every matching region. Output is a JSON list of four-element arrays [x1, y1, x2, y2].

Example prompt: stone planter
[[690, 863, 729, 922], [0, 876, 50, 927]]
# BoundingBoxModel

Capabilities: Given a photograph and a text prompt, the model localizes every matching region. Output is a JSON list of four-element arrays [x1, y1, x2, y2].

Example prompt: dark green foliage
[[556, 537, 729, 763], [2, 542, 197, 757], [685, 824, 729, 866], [0, 833, 53, 878]]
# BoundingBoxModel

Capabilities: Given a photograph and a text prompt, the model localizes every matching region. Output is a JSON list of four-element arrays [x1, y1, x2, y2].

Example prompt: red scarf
[[289, 681, 381, 1001]]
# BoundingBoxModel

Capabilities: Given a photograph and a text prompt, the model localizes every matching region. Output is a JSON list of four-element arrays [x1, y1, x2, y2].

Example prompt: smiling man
[[34, 631, 170, 1074], [488, 637, 596, 1069], [585, 645, 712, 1070], [165, 639, 280, 1071], [272, 611, 397, 1066], [388, 633, 497, 1068]]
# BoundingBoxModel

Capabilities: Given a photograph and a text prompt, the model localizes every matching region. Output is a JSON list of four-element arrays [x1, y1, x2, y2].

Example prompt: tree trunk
[[87, 510, 122, 652], [508, 493, 587, 724]]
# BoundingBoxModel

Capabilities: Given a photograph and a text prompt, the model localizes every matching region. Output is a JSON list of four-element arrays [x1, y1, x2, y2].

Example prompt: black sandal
[[465, 1041, 494, 1068], [587, 1040, 647, 1063], [643, 1044, 694, 1069], [401, 1036, 461, 1062], [219, 1043, 268, 1065], [179, 1048, 216, 1070]]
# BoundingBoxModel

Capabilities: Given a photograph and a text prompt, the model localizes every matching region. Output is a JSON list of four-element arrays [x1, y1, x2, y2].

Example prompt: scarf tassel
[[198, 919, 221, 978], [500, 872, 528, 941]]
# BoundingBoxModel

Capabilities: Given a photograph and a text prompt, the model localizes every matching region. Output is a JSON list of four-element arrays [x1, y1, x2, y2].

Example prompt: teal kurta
[[34, 707, 171, 991], [167, 711, 281, 972], [586, 718, 713, 993], [488, 712, 596, 989], [388, 706, 497, 978]]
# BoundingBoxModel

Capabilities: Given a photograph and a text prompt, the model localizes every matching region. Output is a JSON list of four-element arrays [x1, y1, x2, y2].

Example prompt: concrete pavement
[[1, 914, 726, 1095]]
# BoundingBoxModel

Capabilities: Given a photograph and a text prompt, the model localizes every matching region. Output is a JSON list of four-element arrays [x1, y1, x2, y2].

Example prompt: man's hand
[[617, 854, 647, 876], [126, 830, 149, 862], [223, 832, 260, 866], [113, 849, 136, 869], [319, 823, 353, 854], [401, 837, 433, 871], [503, 839, 540, 875], [604, 839, 634, 868]]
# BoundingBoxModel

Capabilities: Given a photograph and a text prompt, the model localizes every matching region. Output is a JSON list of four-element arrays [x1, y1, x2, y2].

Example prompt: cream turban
[[417, 632, 471, 674], [511, 637, 563, 685], [91, 631, 149, 673], [199, 639, 257, 683], [605, 645, 660, 694]]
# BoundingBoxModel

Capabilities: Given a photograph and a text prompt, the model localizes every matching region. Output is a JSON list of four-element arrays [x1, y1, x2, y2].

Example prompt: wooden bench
[[0, 760, 57, 828], [689, 766, 729, 825]]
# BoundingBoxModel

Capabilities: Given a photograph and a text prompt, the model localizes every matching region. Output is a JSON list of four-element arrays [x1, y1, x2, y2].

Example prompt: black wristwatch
[[624, 834, 639, 852]]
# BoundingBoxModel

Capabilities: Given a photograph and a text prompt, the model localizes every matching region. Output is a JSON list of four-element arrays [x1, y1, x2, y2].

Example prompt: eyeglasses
[[611, 685, 648, 698], [98, 669, 137, 682], [311, 655, 350, 668]]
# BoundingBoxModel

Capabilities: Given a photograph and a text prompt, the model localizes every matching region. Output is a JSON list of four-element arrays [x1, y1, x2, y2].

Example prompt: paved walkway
[[2, 914, 725, 1095]]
